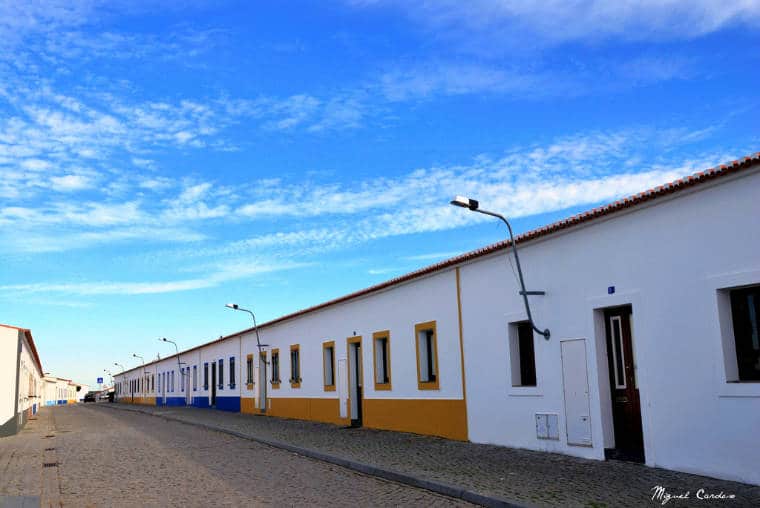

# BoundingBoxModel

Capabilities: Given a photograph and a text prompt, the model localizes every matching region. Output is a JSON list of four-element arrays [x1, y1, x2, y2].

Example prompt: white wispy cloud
[[350, 1, 760, 48], [379, 62, 553, 101], [0, 260, 310, 296]]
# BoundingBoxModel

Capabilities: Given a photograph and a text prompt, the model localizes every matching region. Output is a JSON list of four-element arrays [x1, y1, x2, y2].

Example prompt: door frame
[[346, 336, 363, 426], [602, 304, 645, 462], [258, 351, 268, 413]]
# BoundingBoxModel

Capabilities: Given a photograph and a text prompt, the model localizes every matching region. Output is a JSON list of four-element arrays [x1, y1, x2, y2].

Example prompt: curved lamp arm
[[225, 304, 268, 361], [450, 196, 550, 340]]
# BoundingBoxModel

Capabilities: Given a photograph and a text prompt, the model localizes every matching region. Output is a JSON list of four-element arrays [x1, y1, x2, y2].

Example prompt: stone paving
[[101, 402, 760, 508], [0, 405, 471, 507]]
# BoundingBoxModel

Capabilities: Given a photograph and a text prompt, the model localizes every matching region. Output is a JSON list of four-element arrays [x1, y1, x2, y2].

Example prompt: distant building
[[43, 377, 81, 406], [0, 324, 44, 437]]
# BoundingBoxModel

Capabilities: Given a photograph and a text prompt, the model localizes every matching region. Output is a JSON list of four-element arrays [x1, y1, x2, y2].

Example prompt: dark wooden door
[[211, 363, 217, 407], [605, 306, 644, 462], [352, 343, 363, 426]]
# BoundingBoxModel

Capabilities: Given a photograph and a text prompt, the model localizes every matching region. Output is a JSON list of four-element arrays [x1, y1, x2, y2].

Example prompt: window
[[203, 363, 209, 390], [415, 321, 439, 390], [290, 345, 301, 388], [170, 371, 175, 392], [180, 368, 185, 391], [151, 374, 155, 392], [323, 341, 335, 391], [193, 365, 197, 391], [510, 321, 537, 387], [158, 373, 162, 393], [246, 354, 254, 387], [373, 331, 391, 390], [729, 286, 760, 381], [218, 359, 224, 389], [229, 356, 236, 388], [271, 349, 280, 387]]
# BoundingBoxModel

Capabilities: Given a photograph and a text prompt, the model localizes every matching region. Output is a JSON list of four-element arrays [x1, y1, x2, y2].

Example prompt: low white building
[[43, 377, 81, 406], [115, 154, 760, 485], [0, 324, 44, 437]]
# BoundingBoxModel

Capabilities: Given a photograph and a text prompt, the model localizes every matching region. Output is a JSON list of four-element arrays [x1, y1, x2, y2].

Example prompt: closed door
[[258, 353, 267, 412], [347, 338, 363, 426], [561, 339, 592, 446], [337, 358, 348, 419], [211, 363, 217, 407], [605, 306, 644, 462]]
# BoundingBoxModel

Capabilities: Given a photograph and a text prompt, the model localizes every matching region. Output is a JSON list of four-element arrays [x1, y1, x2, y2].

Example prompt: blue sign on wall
[[97, 377, 103, 384]]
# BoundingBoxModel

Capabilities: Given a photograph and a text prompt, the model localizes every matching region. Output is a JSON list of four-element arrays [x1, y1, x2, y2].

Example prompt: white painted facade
[[1, 325, 45, 436], [460, 167, 760, 485], [114, 159, 760, 485]]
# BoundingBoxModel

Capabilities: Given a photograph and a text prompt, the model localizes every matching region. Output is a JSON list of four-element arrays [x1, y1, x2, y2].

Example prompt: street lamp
[[132, 353, 148, 393], [114, 362, 126, 399], [225, 303, 269, 356], [450, 196, 550, 340], [103, 369, 113, 386], [159, 337, 187, 382]]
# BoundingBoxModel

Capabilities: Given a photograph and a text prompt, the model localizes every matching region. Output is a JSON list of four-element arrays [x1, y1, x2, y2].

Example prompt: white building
[[115, 154, 760, 485], [43, 377, 81, 406], [0, 324, 44, 437]]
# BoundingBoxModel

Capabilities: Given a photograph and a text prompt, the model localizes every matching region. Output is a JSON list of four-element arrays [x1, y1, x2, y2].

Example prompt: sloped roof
[[0, 323, 44, 376], [114, 152, 760, 376]]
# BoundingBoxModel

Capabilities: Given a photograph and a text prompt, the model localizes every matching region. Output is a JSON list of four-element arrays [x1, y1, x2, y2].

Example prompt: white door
[[257, 355, 267, 411], [337, 358, 348, 419], [561, 339, 592, 446]]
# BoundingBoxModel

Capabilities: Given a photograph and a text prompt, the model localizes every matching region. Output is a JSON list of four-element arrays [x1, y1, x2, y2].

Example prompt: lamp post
[[103, 369, 113, 387], [114, 362, 125, 400], [159, 337, 187, 393], [132, 353, 147, 395], [450, 196, 550, 340], [224, 303, 269, 357]]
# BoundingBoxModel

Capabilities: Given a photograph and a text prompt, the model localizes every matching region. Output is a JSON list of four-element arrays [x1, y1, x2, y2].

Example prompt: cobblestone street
[[2, 404, 759, 507], [0, 406, 470, 507], [102, 403, 759, 507]]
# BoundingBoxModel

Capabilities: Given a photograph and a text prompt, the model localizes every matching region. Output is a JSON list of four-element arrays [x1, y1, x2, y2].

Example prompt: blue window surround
[[218, 359, 224, 390], [229, 356, 236, 389], [193, 365, 197, 391], [180, 368, 184, 391]]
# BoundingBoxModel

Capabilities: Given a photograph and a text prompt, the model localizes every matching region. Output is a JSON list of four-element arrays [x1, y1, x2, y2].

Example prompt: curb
[[95, 404, 525, 508]]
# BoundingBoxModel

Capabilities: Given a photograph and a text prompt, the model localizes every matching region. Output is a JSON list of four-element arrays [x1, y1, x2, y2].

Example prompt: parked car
[[83, 392, 96, 403]]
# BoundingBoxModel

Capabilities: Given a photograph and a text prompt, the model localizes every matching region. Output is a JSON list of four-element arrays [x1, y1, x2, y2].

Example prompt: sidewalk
[[100, 403, 759, 507]]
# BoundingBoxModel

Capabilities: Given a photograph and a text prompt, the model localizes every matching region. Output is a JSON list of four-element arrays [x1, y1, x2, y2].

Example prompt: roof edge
[[113, 152, 760, 377]]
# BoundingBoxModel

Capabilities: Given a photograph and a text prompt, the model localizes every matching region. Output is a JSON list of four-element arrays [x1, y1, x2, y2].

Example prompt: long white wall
[[238, 267, 463, 404], [0, 327, 18, 427], [461, 167, 760, 485], [113, 163, 760, 485]]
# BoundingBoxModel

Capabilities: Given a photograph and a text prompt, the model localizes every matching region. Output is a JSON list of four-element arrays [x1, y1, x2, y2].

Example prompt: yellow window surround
[[289, 344, 301, 389], [372, 330, 392, 391], [269, 349, 280, 389], [246, 353, 254, 390], [415, 320, 440, 390], [323, 340, 336, 391]]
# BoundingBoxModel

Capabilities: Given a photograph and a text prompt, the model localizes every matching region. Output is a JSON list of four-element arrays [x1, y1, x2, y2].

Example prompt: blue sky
[[1, 0, 758, 386]]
